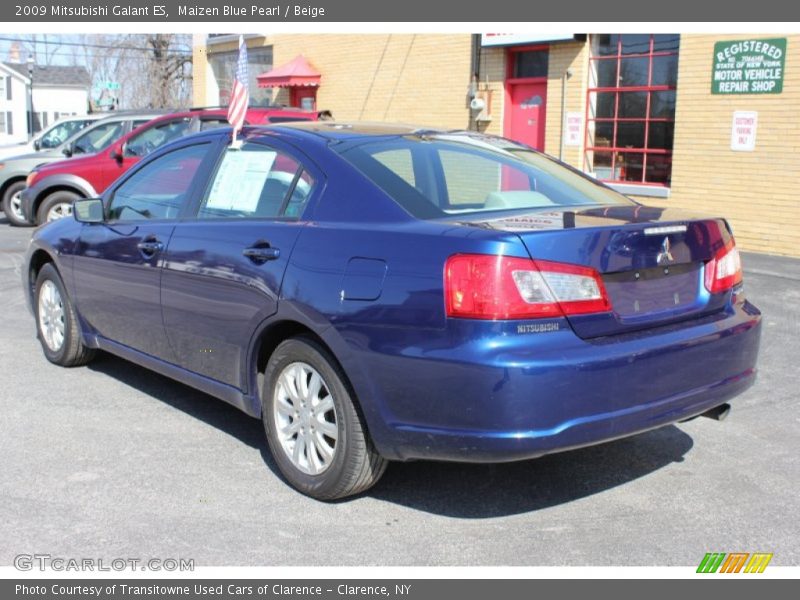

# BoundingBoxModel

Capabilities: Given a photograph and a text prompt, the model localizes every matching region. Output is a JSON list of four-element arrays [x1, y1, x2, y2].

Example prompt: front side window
[[125, 118, 193, 157], [585, 34, 679, 186], [108, 143, 210, 222], [72, 121, 125, 155], [337, 134, 632, 219], [198, 143, 314, 219]]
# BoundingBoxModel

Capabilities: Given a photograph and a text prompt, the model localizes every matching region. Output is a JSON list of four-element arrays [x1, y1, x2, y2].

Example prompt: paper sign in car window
[[205, 149, 277, 212]]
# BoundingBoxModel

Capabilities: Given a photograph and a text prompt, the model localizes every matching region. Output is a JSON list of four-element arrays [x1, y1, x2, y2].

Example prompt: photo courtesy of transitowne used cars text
[[22, 122, 761, 500]]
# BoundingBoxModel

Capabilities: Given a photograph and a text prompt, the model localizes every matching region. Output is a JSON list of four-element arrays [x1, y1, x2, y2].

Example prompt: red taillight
[[704, 241, 743, 294], [444, 254, 611, 320]]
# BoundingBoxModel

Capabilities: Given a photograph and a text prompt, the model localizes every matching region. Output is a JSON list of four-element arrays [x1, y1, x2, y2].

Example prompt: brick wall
[[473, 46, 505, 136], [269, 34, 473, 128], [191, 35, 208, 106], [544, 41, 589, 164]]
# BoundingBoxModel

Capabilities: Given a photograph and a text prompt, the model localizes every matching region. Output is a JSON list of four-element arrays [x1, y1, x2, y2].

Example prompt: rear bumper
[[386, 367, 755, 462], [352, 300, 761, 462]]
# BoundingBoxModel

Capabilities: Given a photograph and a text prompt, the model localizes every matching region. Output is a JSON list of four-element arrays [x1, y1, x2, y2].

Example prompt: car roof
[[55, 113, 106, 121], [190, 105, 317, 114], [266, 121, 447, 141], [92, 110, 168, 123]]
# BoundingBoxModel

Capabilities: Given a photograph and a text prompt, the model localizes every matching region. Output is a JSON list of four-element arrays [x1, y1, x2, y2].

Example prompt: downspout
[[559, 67, 574, 161], [469, 34, 481, 131]]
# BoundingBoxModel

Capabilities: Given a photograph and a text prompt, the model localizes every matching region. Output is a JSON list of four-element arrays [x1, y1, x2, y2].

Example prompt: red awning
[[257, 55, 321, 88]]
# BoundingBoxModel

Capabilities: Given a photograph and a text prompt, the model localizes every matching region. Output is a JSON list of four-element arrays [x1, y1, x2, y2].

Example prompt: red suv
[[20, 107, 326, 225]]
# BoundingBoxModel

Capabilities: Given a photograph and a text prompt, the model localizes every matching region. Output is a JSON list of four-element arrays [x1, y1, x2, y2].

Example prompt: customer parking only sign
[[712, 38, 786, 94]]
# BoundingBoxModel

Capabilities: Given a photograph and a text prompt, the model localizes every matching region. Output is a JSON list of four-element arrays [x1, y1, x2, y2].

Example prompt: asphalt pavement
[[0, 217, 797, 567]]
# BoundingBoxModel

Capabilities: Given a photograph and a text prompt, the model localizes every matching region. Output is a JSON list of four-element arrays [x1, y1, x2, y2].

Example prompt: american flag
[[227, 35, 249, 136]]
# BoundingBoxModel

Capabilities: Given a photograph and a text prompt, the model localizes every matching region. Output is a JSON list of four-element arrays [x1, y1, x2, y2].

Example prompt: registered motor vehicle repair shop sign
[[712, 38, 786, 94]]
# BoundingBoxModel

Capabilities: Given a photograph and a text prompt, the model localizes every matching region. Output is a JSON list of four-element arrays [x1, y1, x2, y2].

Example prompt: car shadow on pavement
[[367, 426, 693, 517], [89, 353, 694, 518], [87, 353, 269, 453]]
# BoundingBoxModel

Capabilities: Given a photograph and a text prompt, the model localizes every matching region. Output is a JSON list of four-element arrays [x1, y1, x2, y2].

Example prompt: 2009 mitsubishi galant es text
[[23, 122, 762, 500]]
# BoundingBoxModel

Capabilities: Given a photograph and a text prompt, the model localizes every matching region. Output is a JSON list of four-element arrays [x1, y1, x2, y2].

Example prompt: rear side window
[[373, 149, 415, 187], [108, 143, 210, 222], [284, 169, 315, 218], [72, 121, 125, 154], [197, 143, 314, 220], [125, 118, 193, 157], [200, 118, 229, 131]]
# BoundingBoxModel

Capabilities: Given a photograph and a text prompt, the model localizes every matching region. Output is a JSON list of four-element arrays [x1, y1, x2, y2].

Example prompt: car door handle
[[137, 239, 164, 256], [243, 245, 280, 263]]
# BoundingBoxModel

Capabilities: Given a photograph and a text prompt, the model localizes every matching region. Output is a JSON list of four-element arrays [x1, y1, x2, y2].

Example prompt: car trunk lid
[[455, 204, 736, 338]]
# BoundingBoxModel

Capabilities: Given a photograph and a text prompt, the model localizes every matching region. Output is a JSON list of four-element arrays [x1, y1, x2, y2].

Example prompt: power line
[[0, 35, 192, 55]]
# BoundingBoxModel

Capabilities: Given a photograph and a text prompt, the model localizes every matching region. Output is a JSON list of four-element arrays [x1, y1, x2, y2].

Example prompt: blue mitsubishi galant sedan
[[23, 122, 762, 500]]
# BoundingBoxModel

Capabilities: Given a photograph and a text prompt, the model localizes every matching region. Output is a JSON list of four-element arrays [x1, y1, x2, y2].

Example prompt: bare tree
[[70, 34, 192, 110], [143, 35, 193, 108], [2, 34, 193, 110]]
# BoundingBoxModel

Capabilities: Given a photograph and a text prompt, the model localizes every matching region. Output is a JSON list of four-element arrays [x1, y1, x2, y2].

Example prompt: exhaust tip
[[701, 403, 731, 422]]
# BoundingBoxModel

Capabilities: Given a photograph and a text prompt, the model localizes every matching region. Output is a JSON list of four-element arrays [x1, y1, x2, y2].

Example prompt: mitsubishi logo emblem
[[657, 237, 675, 264]]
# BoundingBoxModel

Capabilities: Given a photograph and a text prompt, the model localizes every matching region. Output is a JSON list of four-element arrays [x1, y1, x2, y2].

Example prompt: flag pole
[[231, 128, 243, 150], [228, 35, 249, 150]]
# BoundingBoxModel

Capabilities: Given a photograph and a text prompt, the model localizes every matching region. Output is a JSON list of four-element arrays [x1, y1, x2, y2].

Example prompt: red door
[[507, 82, 547, 151]]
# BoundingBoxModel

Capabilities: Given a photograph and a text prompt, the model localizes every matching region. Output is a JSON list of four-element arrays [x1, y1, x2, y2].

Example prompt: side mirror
[[73, 198, 104, 224], [62, 144, 73, 157], [33, 139, 41, 151], [110, 143, 124, 162]]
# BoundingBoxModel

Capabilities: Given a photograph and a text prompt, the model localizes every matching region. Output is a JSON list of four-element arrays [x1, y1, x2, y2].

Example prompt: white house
[[0, 62, 90, 145], [0, 63, 30, 145]]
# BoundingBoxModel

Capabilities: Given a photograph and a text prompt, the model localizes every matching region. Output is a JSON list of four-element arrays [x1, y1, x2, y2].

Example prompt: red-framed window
[[584, 34, 680, 186]]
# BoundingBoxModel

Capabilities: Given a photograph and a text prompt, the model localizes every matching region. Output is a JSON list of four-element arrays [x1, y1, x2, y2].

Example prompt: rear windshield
[[335, 134, 633, 219]]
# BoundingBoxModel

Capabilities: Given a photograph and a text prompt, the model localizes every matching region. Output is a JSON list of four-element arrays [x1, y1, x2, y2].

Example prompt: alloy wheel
[[38, 280, 65, 352], [273, 361, 339, 475], [8, 190, 24, 222], [46, 202, 73, 222]]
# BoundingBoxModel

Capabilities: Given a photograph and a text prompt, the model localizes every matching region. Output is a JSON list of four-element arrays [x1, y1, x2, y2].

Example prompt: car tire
[[37, 190, 81, 225], [263, 336, 388, 500], [2, 181, 32, 226], [34, 263, 96, 367]]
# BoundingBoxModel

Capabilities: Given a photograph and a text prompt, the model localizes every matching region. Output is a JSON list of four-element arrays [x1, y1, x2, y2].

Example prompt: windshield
[[336, 133, 634, 219], [38, 119, 92, 149]]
